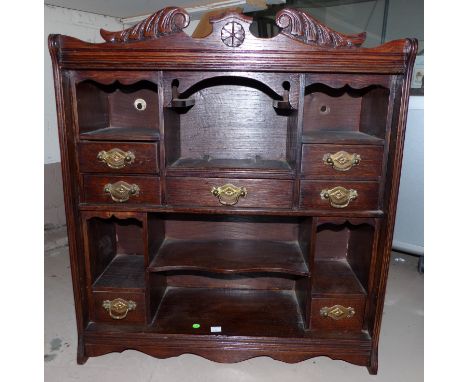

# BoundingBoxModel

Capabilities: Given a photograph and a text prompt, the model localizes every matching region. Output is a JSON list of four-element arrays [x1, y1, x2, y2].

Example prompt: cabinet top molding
[[49, 6, 417, 73]]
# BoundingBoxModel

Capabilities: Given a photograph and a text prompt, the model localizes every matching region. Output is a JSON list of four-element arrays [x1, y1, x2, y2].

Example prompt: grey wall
[[44, 5, 123, 228]]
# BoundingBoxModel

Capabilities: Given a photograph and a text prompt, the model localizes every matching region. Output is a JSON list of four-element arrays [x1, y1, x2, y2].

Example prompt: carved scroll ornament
[[276, 8, 366, 48], [100, 7, 190, 43]]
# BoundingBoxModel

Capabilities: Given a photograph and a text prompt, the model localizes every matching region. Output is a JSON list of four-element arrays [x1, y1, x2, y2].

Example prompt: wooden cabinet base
[[83, 331, 373, 367]]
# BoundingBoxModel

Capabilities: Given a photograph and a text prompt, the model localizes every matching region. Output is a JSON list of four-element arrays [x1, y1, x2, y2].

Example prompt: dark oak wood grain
[[166, 177, 294, 209], [49, 6, 417, 374], [153, 287, 304, 337]]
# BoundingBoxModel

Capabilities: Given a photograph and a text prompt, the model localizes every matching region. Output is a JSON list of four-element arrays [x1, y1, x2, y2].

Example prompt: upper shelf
[[80, 126, 160, 142], [49, 7, 418, 74]]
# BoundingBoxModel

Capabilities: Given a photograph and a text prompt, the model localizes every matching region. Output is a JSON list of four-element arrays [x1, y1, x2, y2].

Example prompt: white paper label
[[210, 326, 222, 333]]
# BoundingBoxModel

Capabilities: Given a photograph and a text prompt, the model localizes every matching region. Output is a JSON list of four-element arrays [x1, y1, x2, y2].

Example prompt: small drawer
[[310, 296, 365, 330], [300, 180, 379, 210], [78, 142, 158, 174], [92, 291, 146, 324], [301, 144, 383, 179], [166, 177, 294, 209], [82, 175, 161, 204]]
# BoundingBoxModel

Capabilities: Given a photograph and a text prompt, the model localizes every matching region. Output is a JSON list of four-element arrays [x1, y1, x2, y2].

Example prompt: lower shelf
[[152, 287, 304, 338], [93, 255, 145, 290]]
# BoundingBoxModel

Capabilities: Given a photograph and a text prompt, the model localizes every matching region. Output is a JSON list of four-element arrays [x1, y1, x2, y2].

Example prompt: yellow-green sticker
[[192, 323, 200, 329]]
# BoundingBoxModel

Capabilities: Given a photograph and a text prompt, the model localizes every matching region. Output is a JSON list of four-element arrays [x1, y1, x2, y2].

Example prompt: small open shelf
[[152, 287, 304, 337], [303, 82, 389, 145], [84, 215, 145, 290], [94, 255, 145, 290], [76, 80, 159, 141], [149, 239, 308, 276], [313, 220, 375, 294], [79, 127, 159, 142], [312, 259, 365, 296], [302, 130, 384, 146], [169, 157, 292, 172]]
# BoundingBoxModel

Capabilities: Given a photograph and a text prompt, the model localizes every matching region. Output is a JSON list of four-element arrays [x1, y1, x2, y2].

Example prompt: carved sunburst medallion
[[221, 21, 245, 47]]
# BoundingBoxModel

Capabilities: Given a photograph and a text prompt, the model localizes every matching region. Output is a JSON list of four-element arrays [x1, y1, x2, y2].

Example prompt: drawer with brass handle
[[166, 177, 293, 208], [92, 292, 146, 324], [82, 175, 161, 204], [78, 142, 158, 174], [300, 181, 379, 210], [310, 297, 365, 330], [301, 144, 383, 179]]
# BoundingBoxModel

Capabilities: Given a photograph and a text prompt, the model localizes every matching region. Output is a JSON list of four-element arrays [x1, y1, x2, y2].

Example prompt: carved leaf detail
[[276, 8, 366, 48], [100, 7, 190, 43]]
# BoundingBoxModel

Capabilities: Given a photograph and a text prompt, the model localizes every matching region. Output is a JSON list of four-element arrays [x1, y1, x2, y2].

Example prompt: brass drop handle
[[211, 184, 247, 206], [97, 148, 135, 169], [323, 151, 361, 171], [320, 305, 355, 320], [102, 298, 136, 320], [104, 181, 140, 203], [320, 186, 357, 208]]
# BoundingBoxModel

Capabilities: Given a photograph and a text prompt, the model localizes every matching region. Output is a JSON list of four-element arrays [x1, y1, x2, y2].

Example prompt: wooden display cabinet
[[49, 7, 417, 374]]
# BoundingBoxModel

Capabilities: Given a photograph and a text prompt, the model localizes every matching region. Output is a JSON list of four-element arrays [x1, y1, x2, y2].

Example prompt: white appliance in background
[[393, 96, 424, 264]]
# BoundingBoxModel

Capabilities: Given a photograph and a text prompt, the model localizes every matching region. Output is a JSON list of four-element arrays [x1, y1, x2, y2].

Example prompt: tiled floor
[[45, 246, 423, 382]]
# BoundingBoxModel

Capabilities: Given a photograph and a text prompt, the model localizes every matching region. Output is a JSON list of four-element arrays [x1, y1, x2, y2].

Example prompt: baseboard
[[392, 240, 424, 256]]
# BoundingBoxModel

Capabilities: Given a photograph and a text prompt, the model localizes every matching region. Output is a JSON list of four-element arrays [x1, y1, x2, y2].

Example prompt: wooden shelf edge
[[79, 204, 385, 218], [148, 239, 309, 276]]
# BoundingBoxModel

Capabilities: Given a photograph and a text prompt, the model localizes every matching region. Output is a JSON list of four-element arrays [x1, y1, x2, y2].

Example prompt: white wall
[[393, 96, 424, 255], [44, 5, 123, 164]]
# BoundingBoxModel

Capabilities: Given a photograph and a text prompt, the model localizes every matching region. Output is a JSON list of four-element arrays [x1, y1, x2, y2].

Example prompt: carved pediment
[[276, 8, 366, 48], [100, 7, 189, 43], [99, 6, 366, 49]]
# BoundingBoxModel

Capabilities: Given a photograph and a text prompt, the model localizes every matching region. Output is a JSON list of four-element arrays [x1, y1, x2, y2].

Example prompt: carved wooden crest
[[99, 6, 366, 49], [276, 8, 366, 48], [101, 7, 190, 43]]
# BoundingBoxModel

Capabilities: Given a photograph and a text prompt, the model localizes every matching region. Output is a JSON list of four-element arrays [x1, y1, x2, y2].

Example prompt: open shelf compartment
[[302, 78, 390, 146], [146, 212, 313, 336], [84, 214, 146, 291], [76, 79, 159, 141], [152, 287, 304, 337], [163, 73, 298, 174], [313, 219, 376, 295], [148, 214, 311, 276], [309, 219, 377, 331]]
